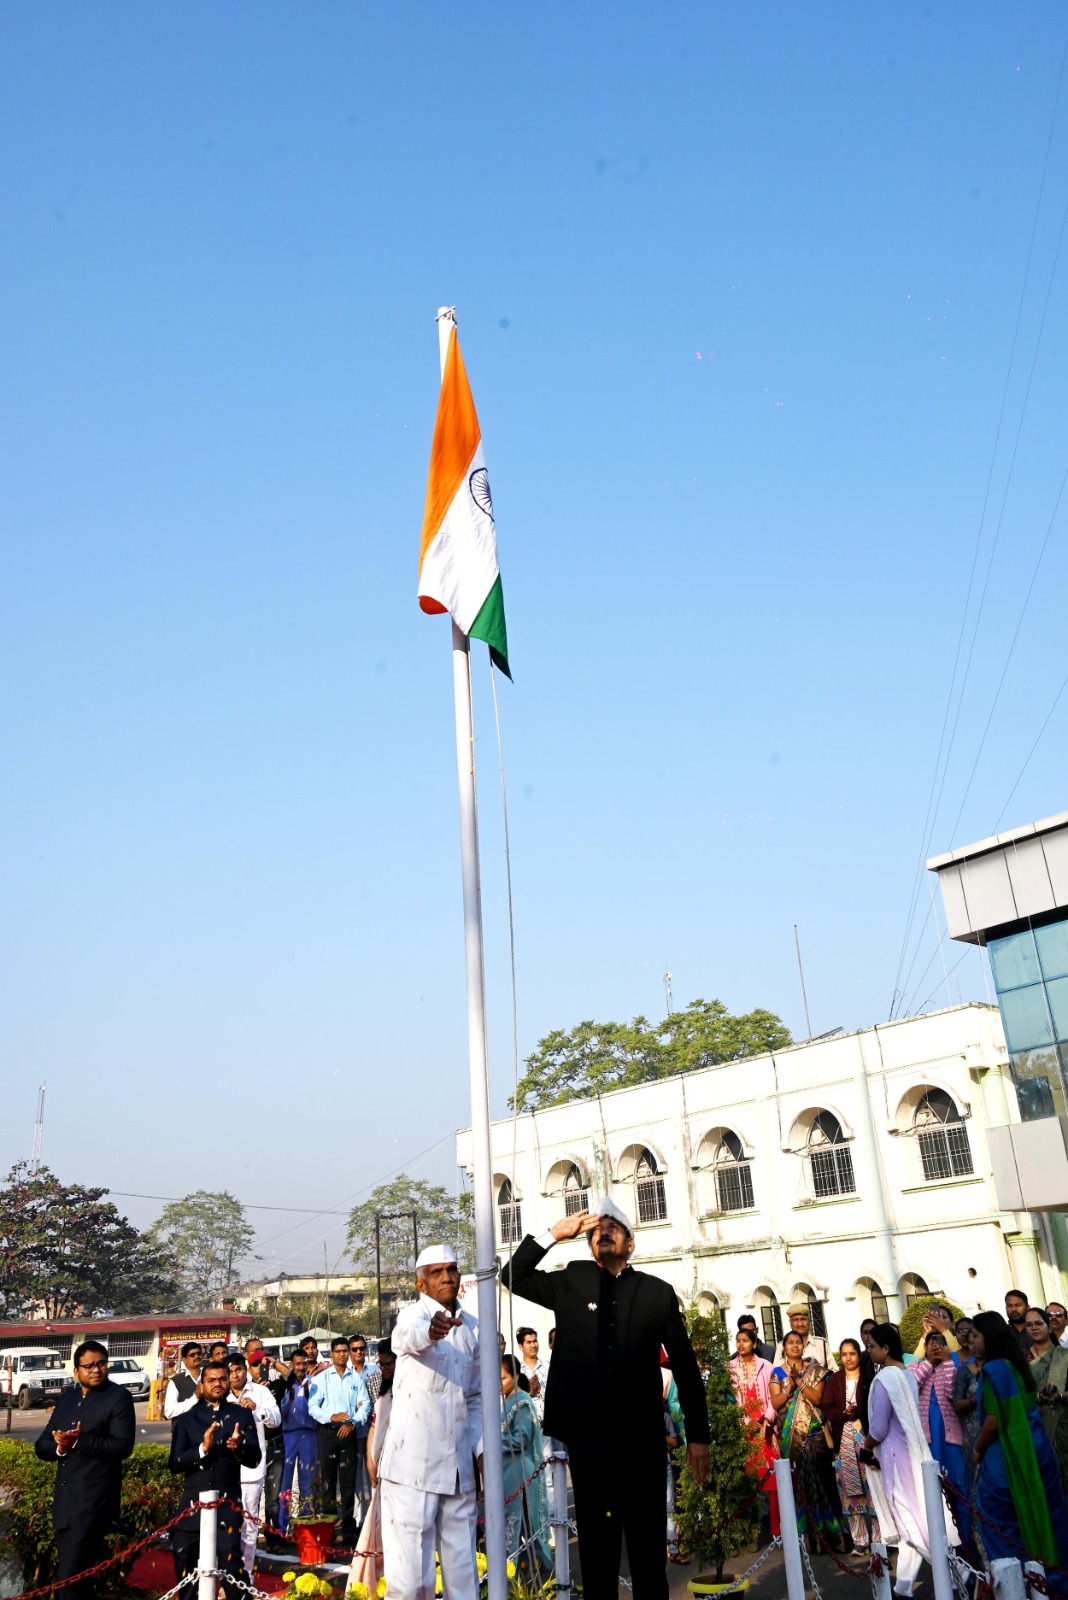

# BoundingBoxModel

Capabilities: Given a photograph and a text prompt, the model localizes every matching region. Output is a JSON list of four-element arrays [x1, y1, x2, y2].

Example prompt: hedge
[[0, 1439, 180, 1595], [898, 1294, 966, 1357]]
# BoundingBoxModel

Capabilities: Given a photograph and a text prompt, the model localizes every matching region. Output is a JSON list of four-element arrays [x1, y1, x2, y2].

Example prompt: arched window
[[497, 1178, 522, 1245], [915, 1089, 973, 1181], [635, 1149, 667, 1225], [806, 1111, 855, 1199], [900, 1272, 931, 1306], [562, 1163, 589, 1216], [711, 1130, 755, 1213]]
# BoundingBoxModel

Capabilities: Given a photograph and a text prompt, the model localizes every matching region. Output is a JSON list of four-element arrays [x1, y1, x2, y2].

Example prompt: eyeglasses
[[352, 1346, 366, 1353], [78, 1361, 108, 1372]]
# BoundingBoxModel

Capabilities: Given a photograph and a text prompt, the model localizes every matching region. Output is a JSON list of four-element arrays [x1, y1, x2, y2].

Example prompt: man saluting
[[169, 1359, 261, 1597], [502, 1198, 710, 1600]]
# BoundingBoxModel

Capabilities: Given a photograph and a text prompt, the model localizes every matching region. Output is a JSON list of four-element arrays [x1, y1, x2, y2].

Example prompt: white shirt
[[164, 1364, 201, 1421], [227, 1379, 281, 1483], [379, 1292, 482, 1496]]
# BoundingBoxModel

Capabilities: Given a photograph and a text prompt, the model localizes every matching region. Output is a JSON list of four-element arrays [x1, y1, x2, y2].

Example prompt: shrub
[[898, 1294, 966, 1358], [674, 1313, 762, 1581], [0, 1439, 180, 1596]]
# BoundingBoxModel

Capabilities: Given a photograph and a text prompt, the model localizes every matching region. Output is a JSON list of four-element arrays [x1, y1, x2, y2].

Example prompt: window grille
[[915, 1090, 973, 1180], [759, 1305, 783, 1345], [107, 1333, 154, 1359], [871, 1286, 889, 1323], [562, 1164, 589, 1216], [634, 1150, 667, 1224], [711, 1131, 755, 1212], [497, 1179, 523, 1245], [806, 1112, 856, 1197]]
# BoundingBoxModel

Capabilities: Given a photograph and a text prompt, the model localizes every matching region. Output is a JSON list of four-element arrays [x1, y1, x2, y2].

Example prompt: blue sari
[[976, 1359, 1068, 1575], [502, 1389, 551, 1576]]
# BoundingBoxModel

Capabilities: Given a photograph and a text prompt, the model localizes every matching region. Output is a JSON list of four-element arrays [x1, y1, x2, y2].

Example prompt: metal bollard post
[[774, 1459, 805, 1600], [550, 1439, 571, 1599], [871, 1542, 892, 1600], [920, 1460, 954, 1600], [991, 1558, 1027, 1600], [198, 1490, 219, 1600]]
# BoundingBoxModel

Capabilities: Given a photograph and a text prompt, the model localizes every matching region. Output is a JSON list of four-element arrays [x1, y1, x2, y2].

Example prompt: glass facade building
[[987, 916, 1068, 1121]]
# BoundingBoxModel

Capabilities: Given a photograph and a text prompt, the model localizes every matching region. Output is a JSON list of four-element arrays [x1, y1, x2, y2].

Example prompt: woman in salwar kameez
[[970, 1312, 1068, 1583], [1033, 1338, 1068, 1503], [824, 1339, 879, 1553], [501, 1358, 551, 1579], [863, 1323, 957, 1599]]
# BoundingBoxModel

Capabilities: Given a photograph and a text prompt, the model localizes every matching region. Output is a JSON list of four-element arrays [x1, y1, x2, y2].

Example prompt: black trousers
[[55, 1521, 108, 1600], [264, 1430, 285, 1538], [316, 1425, 358, 1542], [567, 1435, 668, 1600]]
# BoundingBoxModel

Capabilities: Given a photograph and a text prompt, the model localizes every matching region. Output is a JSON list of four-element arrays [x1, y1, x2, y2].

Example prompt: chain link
[[801, 1537, 827, 1600]]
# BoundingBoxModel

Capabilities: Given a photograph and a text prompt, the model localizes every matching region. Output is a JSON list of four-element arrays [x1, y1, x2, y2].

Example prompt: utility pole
[[374, 1210, 419, 1337], [31, 1085, 46, 1170], [662, 971, 673, 1017]]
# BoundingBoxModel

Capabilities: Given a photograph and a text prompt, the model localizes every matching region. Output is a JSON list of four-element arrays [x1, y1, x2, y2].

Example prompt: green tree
[[675, 1312, 762, 1581], [512, 998, 792, 1111], [146, 1191, 255, 1310], [346, 1175, 474, 1295], [0, 1163, 179, 1320]]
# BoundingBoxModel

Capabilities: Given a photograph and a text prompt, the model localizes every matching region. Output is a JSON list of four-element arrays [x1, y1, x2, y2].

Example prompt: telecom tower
[[31, 1085, 46, 1169]]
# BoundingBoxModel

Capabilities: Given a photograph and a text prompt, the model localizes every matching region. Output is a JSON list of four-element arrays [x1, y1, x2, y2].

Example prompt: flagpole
[[436, 306, 508, 1600]]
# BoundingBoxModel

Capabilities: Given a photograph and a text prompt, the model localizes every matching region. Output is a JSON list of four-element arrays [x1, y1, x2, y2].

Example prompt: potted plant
[[675, 1313, 762, 1594], [287, 1491, 337, 1566]]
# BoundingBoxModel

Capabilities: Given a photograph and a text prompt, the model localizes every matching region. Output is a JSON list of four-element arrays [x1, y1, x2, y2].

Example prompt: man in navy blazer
[[34, 1339, 136, 1600], [170, 1359, 261, 1596]]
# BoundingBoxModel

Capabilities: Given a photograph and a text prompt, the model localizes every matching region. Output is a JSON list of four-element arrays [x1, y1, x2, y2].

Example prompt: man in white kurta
[[379, 1244, 482, 1600]]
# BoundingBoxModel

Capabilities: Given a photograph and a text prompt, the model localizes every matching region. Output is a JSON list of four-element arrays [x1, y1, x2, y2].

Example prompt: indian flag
[[418, 323, 510, 678]]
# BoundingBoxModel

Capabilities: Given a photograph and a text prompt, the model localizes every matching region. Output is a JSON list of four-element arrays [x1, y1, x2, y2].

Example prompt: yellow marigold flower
[[476, 1553, 489, 1575], [376, 1582, 388, 1599], [347, 1586, 369, 1600], [506, 1563, 516, 1580], [295, 1572, 321, 1595], [282, 1575, 296, 1586]]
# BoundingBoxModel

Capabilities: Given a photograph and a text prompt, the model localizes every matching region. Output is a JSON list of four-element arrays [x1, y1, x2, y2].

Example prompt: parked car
[[105, 1357, 151, 1400], [0, 1347, 71, 1409]]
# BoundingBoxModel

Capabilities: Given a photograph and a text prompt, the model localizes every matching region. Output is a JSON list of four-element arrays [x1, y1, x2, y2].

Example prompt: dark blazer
[[501, 1233, 710, 1448], [170, 1400, 261, 1513], [34, 1380, 136, 1530]]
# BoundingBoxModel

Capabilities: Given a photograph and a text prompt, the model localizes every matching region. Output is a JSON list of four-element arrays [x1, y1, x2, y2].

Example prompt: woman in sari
[[971, 1311, 1068, 1574], [500, 1357, 551, 1579], [771, 1329, 849, 1554], [728, 1325, 780, 1536], [863, 1323, 956, 1598], [1033, 1322, 1068, 1502], [348, 1339, 395, 1592], [823, 1338, 879, 1553], [951, 1320, 983, 1494]]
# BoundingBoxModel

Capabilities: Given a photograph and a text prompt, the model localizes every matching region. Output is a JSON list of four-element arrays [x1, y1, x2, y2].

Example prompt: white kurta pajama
[[227, 1380, 281, 1574], [379, 1294, 483, 1600]]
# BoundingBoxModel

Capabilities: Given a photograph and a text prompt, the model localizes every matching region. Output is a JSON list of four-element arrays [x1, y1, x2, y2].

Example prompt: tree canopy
[[511, 997, 792, 1111], [346, 1175, 474, 1289], [145, 1190, 255, 1310], [0, 1163, 180, 1320]]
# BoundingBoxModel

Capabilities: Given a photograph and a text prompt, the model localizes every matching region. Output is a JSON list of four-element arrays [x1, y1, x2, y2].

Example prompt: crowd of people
[[32, 1214, 1068, 1600], [726, 1290, 1068, 1595]]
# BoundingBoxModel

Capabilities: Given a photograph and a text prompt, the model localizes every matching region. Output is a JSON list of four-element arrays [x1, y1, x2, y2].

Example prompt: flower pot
[[292, 1517, 336, 1565], [687, 1578, 750, 1595]]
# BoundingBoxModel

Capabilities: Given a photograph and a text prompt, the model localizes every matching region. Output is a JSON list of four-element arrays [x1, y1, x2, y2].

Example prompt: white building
[[457, 1003, 1068, 1348]]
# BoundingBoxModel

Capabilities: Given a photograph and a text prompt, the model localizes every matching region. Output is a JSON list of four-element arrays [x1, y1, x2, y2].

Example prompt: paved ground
[[0, 1397, 171, 1446]]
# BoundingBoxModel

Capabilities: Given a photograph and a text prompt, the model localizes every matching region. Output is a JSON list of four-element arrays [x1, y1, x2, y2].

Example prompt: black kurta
[[502, 1233, 709, 1600], [170, 1400, 262, 1594], [34, 1380, 136, 1600]]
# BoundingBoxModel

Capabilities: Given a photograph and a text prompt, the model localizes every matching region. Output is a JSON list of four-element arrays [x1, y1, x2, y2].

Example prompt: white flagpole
[[436, 306, 508, 1600]]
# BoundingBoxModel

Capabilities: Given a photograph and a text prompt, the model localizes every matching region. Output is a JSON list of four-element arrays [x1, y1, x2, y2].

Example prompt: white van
[[0, 1348, 71, 1409]]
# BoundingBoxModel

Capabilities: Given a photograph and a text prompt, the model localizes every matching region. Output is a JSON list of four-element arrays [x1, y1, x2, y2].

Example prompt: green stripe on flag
[[469, 573, 511, 679]]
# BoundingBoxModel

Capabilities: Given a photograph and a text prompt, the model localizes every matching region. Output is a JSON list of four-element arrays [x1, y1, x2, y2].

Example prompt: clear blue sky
[[4, 2, 1068, 1280]]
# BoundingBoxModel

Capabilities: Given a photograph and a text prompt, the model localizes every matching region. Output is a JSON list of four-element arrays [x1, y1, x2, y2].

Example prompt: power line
[[110, 1191, 352, 1216], [992, 662, 1068, 831], [888, 27, 1068, 1019]]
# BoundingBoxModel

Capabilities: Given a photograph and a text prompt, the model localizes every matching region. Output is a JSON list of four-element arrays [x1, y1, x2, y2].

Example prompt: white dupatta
[[866, 1365, 957, 1554]]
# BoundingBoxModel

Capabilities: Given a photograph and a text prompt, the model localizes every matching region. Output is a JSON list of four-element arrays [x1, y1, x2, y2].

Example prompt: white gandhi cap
[[415, 1243, 458, 1271], [591, 1196, 633, 1237]]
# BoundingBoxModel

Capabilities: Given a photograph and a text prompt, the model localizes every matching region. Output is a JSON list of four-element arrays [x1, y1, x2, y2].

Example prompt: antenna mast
[[31, 1085, 46, 1169], [662, 971, 673, 1016]]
